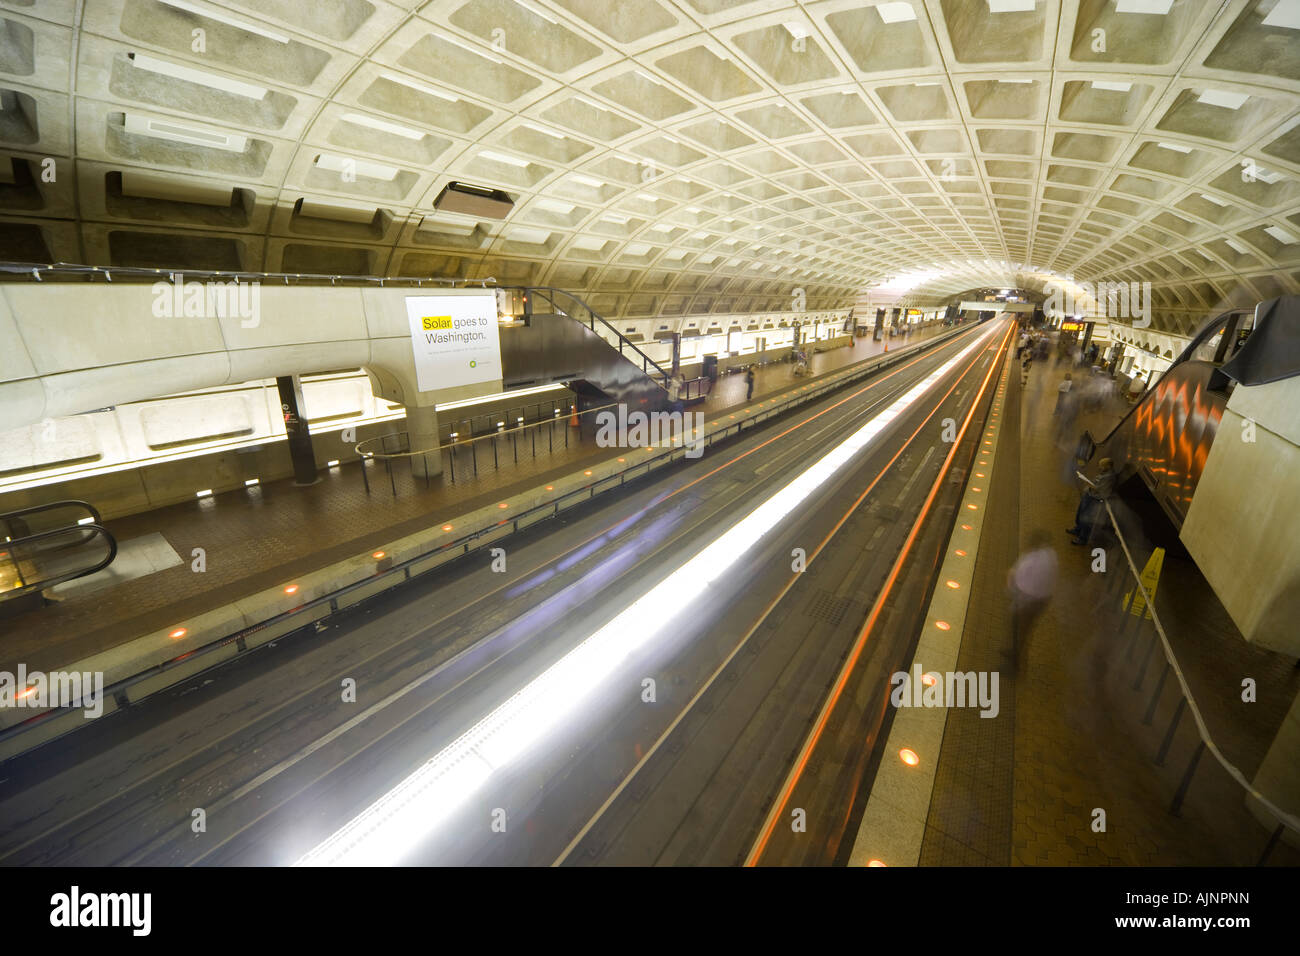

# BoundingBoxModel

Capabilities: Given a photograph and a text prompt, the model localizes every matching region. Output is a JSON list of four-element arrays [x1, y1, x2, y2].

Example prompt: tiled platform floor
[[2, 323, 953, 674], [920, 341, 1300, 866]]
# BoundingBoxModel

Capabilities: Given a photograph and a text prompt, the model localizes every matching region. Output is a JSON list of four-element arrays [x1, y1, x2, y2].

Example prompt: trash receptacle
[[702, 354, 719, 382]]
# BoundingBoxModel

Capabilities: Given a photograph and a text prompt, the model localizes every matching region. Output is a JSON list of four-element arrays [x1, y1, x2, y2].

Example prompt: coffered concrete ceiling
[[2, 0, 1298, 336]]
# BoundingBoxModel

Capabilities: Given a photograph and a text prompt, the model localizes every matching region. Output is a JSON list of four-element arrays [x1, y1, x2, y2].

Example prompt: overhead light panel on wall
[[1262, 0, 1300, 28], [479, 149, 532, 168], [381, 72, 459, 102], [314, 152, 399, 181], [340, 113, 424, 140], [1197, 89, 1249, 109], [123, 113, 247, 151], [1115, 0, 1175, 13], [158, 0, 290, 42], [876, 2, 918, 23], [128, 53, 268, 99]]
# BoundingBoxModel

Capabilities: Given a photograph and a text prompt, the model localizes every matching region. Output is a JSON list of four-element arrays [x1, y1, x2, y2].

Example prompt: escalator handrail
[[0, 498, 102, 526], [0, 523, 118, 598]]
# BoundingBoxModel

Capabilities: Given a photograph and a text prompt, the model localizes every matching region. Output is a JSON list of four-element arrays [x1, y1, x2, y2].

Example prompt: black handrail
[[0, 261, 495, 288], [0, 499, 103, 542], [0, 523, 118, 601], [0, 499, 102, 524]]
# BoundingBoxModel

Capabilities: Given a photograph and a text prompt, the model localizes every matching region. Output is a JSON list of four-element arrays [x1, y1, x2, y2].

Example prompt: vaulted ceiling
[[2, 0, 1298, 337]]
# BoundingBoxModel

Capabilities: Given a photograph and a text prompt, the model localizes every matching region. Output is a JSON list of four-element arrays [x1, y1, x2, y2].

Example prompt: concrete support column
[[1248, 687, 1300, 848], [407, 404, 443, 479], [276, 375, 319, 486]]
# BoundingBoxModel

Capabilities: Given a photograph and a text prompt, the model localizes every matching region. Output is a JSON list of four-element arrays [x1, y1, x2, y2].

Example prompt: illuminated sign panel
[[405, 293, 502, 392]]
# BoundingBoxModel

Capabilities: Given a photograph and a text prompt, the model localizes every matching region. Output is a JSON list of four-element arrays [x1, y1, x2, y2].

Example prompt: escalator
[[497, 286, 674, 415], [1080, 303, 1262, 529], [0, 500, 117, 617]]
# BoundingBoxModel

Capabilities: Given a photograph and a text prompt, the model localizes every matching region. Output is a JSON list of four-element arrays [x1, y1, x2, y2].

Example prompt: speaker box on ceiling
[[433, 181, 515, 219]]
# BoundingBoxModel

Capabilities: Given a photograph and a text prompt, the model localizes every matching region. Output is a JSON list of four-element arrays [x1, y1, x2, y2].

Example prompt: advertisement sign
[[405, 293, 502, 392]]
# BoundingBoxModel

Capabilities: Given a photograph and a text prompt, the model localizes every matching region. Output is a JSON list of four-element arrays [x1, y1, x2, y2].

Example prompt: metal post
[[386, 457, 396, 497], [1169, 741, 1205, 816], [429, 453, 436, 487], [1258, 823, 1285, 866], [1143, 662, 1170, 725], [1154, 697, 1186, 766], [361, 456, 371, 495], [1132, 631, 1159, 690]]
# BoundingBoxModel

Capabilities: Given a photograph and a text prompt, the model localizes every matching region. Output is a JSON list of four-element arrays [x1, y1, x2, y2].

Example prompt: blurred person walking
[[1007, 530, 1059, 663]]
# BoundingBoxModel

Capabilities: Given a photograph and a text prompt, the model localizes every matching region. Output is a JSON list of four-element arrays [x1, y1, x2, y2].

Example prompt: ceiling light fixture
[[158, 0, 291, 43], [512, 0, 558, 24], [314, 152, 399, 181], [128, 52, 268, 99], [877, 2, 918, 23], [479, 149, 532, 168], [1196, 89, 1249, 110], [341, 112, 424, 140], [381, 72, 459, 102]]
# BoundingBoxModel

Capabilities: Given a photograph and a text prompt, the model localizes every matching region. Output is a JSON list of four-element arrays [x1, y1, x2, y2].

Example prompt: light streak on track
[[744, 321, 1014, 865], [297, 324, 1004, 866]]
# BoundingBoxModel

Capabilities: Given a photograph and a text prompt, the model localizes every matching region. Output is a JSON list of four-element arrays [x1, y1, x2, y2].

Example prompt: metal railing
[[353, 399, 623, 493], [0, 261, 495, 288], [1082, 473, 1300, 861]]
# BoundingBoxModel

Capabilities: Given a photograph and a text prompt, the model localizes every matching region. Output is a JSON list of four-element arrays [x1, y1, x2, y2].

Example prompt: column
[[407, 404, 443, 479], [276, 375, 319, 486]]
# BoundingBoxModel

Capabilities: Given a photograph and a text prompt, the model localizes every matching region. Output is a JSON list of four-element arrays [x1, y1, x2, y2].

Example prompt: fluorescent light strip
[[297, 323, 1001, 866], [1263, 0, 1300, 29], [314, 152, 399, 181], [479, 149, 531, 168], [435, 382, 566, 412], [513, 0, 558, 23], [158, 0, 290, 43], [381, 72, 459, 102], [1197, 89, 1248, 110], [877, 2, 917, 23], [521, 122, 566, 140], [341, 113, 424, 140], [1116, 0, 1174, 13], [123, 113, 245, 151], [440, 32, 504, 64], [129, 53, 268, 99]]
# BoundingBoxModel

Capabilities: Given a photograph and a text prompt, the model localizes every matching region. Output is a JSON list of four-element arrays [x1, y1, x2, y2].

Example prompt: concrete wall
[[0, 282, 504, 430], [1181, 376, 1300, 656]]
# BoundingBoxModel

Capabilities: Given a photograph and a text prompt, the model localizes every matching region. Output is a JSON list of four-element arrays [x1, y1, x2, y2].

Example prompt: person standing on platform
[[1066, 458, 1116, 545], [745, 365, 755, 401]]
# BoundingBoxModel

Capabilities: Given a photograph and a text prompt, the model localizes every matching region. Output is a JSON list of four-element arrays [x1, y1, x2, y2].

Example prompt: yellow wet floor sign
[[1124, 547, 1164, 619]]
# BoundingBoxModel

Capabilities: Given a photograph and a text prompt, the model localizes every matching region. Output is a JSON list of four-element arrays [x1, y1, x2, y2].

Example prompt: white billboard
[[405, 293, 502, 393]]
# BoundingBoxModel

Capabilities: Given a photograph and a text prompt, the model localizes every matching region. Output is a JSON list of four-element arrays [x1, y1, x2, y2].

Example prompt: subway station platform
[[853, 342, 1300, 867], [0, 324, 948, 690]]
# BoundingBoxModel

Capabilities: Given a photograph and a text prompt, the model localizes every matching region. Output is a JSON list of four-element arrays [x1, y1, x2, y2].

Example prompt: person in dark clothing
[[745, 365, 755, 401], [1066, 458, 1117, 544]]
